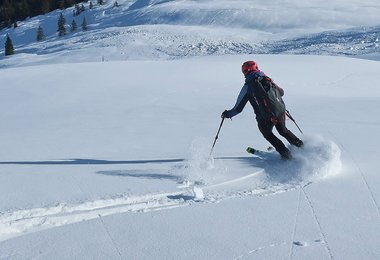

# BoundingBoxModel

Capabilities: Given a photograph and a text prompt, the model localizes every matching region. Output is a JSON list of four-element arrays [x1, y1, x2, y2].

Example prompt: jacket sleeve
[[225, 84, 249, 118]]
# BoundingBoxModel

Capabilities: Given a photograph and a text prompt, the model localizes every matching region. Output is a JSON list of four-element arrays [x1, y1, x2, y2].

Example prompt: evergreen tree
[[36, 25, 45, 41], [65, 0, 75, 8], [71, 19, 77, 32], [89, 1, 93, 9], [41, 0, 51, 14], [81, 16, 87, 31], [7, 20, 12, 28], [59, 0, 65, 10], [1, 0, 91, 30], [74, 4, 80, 16], [5, 33, 14, 56], [17, 0, 30, 21], [2, 0, 15, 24], [57, 12, 66, 36]]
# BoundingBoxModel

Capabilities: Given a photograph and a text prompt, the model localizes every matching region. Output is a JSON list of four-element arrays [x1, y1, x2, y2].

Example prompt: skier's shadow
[[0, 156, 302, 184], [97, 169, 184, 182], [0, 158, 185, 165], [0, 158, 187, 183]]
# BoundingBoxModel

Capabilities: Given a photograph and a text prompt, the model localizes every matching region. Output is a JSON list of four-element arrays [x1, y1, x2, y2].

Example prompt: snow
[[0, 54, 379, 259], [0, 0, 380, 259], [2, 0, 380, 65]]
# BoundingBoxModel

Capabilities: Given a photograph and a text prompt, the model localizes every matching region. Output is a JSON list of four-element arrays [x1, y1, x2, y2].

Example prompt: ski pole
[[285, 110, 304, 135], [209, 117, 225, 157]]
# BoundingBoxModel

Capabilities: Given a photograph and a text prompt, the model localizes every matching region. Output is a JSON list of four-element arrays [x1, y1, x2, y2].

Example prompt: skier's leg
[[258, 120, 291, 159], [275, 114, 303, 147]]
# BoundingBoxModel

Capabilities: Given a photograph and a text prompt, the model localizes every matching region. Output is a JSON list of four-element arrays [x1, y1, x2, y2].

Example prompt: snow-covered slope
[[1, 0, 380, 67], [1, 0, 380, 259], [0, 54, 379, 259], [125, 0, 380, 31]]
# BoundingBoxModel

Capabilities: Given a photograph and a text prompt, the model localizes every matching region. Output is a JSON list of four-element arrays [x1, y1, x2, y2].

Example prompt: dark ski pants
[[257, 113, 302, 153]]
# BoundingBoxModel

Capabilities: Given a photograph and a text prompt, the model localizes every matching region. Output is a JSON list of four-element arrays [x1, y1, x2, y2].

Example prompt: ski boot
[[279, 148, 292, 160], [294, 139, 304, 148]]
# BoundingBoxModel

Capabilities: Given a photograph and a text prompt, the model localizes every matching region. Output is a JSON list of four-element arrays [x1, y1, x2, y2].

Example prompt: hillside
[[0, 1, 380, 259], [1, 0, 380, 67], [0, 54, 380, 259]]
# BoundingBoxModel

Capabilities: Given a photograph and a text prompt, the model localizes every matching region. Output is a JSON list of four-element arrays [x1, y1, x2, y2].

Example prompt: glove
[[270, 117, 278, 124], [221, 110, 230, 119]]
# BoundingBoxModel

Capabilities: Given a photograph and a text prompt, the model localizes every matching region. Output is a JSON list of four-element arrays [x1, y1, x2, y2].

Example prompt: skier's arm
[[223, 85, 249, 118]]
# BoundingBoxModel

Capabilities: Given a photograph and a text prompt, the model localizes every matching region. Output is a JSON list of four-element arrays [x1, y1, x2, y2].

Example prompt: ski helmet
[[242, 61, 259, 76]]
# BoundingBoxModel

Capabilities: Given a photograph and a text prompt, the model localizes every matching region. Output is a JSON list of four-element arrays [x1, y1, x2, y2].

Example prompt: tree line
[[4, 12, 88, 55], [0, 0, 107, 29], [2, 0, 116, 56]]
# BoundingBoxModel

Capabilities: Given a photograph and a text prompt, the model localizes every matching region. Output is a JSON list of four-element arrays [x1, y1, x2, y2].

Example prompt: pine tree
[[57, 13, 66, 36], [81, 16, 87, 31], [5, 33, 14, 56], [71, 19, 77, 32], [89, 1, 93, 9], [2, 0, 15, 26], [66, 0, 75, 7], [74, 4, 81, 16], [36, 25, 45, 41], [59, 0, 65, 10], [41, 0, 51, 14], [19, 0, 30, 21]]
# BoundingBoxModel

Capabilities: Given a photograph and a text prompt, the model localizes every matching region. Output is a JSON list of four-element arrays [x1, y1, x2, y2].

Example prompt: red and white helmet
[[241, 61, 259, 76]]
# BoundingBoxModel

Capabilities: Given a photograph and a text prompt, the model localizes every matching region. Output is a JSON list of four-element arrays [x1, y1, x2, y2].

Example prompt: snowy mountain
[[0, 1, 380, 259], [1, 0, 380, 67]]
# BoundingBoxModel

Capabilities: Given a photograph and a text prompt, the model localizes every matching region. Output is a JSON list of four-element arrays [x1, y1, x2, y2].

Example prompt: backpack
[[251, 75, 286, 120]]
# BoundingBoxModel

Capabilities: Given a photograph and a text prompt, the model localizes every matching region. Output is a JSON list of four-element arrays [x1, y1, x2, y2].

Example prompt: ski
[[246, 146, 274, 155], [247, 146, 297, 160]]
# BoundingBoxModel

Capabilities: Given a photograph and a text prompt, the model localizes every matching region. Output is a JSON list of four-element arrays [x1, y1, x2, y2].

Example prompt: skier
[[221, 61, 303, 160]]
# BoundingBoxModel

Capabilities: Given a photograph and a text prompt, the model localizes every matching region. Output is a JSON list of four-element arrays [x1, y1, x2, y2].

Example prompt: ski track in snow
[[0, 136, 341, 243], [0, 189, 191, 243], [233, 241, 288, 260], [0, 172, 322, 243], [0, 169, 264, 243]]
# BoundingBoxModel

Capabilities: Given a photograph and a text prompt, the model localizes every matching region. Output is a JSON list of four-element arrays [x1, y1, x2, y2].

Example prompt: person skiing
[[221, 60, 303, 160]]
